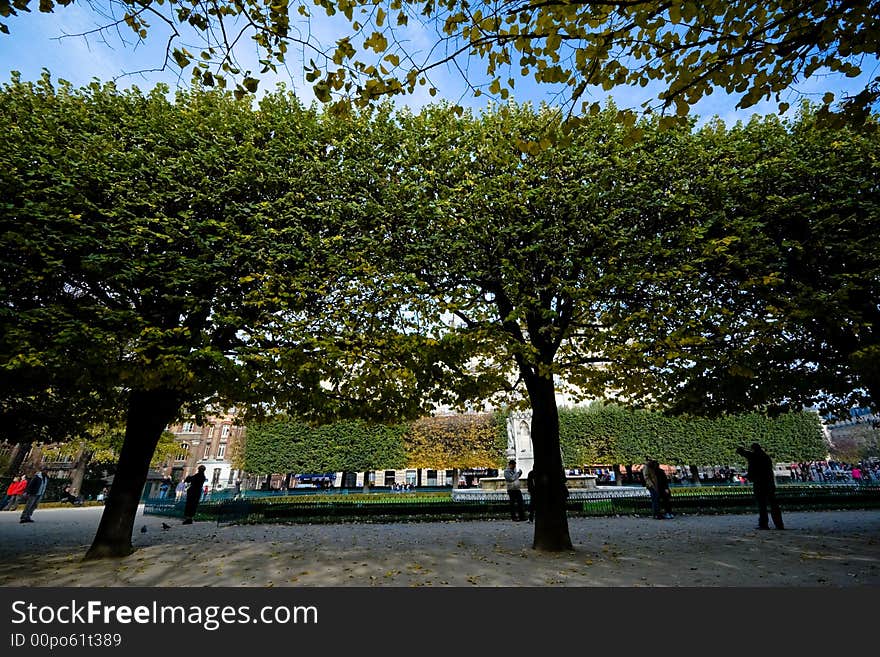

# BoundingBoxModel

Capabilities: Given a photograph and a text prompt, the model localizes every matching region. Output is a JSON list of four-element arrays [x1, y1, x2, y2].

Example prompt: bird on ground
[[161, 522, 171, 531], [140, 525, 147, 534]]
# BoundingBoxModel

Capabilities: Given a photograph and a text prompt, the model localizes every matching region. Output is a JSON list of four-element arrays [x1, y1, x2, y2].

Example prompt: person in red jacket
[[1, 475, 27, 511]]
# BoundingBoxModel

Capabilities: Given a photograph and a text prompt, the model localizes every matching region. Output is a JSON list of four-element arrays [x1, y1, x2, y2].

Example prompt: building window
[[182, 421, 195, 433], [203, 443, 211, 459], [208, 426, 215, 439], [405, 470, 417, 485], [426, 469, 437, 486], [384, 470, 396, 486], [174, 444, 190, 462], [221, 425, 230, 438], [445, 470, 455, 485], [217, 444, 226, 459]]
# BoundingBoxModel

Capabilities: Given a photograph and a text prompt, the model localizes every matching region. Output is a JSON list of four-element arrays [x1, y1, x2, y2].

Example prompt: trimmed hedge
[[559, 404, 827, 465], [242, 405, 827, 475]]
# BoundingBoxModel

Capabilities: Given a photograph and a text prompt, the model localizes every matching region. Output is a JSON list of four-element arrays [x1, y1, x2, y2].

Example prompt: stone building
[[156, 414, 246, 497]]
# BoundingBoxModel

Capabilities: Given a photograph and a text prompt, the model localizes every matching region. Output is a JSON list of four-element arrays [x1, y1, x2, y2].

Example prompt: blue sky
[[1, 4, 877, 125]]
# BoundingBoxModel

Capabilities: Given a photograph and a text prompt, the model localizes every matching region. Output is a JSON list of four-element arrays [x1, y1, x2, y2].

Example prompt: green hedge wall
[[241, 419, 408, 475], [559, 404, 827, 465], [243, 405, 827, 474]]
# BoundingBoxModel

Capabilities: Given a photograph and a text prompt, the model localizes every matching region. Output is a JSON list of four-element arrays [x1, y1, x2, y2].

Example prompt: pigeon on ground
[[161, 522, 171, 531], [140, 525, 147, 534]]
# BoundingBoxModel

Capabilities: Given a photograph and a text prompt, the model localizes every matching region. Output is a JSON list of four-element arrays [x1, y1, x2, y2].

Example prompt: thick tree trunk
[[689, 464, 702, 486], [85, 388, 181, 560], [362, 471, 371, 494], [68, 448, 91, 496], [526, 373, 573, 552], [5, 442, 31, 476]]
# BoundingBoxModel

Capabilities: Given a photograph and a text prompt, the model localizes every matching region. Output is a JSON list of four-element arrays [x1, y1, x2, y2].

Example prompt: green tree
[[1, 77, 488, 557], [595, 108, 880, 417], [0, 75, 355, 558], [3, 2, 876, 117], [375, 103, 709, 550], [403, 413, 507, 469]]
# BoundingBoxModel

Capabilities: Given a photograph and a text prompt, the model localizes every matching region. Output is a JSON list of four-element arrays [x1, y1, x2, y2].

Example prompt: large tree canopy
[[596, 107, 880, 417], [0, 75, 484, 557], [1, 1, 877, 118], [358, 100, 877, 549], [0, 75, 336, 556]]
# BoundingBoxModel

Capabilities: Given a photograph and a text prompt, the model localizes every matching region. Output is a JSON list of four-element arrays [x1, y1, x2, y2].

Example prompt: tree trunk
[[689, 464, 701, 486], [69, 448, 91, 496], [450, 467, 459, 489], [85, 388, 181, 560], [5, 442, 31, 476], [362, 471, 371, 494], [526, 373, 573, 552]]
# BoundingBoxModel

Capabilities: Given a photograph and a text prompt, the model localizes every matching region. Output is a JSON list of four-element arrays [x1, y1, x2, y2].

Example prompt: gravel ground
[[0, 505, 878, 586]]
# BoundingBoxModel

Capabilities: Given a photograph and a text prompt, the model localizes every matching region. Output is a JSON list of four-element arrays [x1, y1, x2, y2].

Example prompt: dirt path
[[0, 507, 878, 586]]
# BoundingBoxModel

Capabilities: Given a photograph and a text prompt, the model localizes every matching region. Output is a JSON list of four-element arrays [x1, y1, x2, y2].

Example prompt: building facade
[[158, 414, 246, 497]]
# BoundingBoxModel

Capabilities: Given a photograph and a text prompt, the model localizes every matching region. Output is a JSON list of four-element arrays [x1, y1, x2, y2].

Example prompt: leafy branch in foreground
[[2, 1, 877, 119]]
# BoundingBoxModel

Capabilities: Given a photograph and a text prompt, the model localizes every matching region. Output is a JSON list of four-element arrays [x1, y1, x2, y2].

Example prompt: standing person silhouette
[[19, 467, 48, 523], [182, 465, 207, 525], [643, 458, 661, 519], [503, 459, 526, 521], [736, 443, 784, 530], [653, 461, 674, 519]]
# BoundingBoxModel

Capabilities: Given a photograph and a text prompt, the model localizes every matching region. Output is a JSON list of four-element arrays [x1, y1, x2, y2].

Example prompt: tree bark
[[689, 464, 702, 486], [68, 447, 92, 496], [362, 471, 371, 494], [526, 373, 573, 552], [85, 388, 181, 560], [5, 442, 31, 476]]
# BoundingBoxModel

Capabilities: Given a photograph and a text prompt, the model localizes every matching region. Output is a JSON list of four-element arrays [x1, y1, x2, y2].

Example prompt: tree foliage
[[0, 74, 473, 557], [2, 1, 877, 118], [402, 413, 507, 468], [593, 107, 880, 416], [42, 427, 179, 468]]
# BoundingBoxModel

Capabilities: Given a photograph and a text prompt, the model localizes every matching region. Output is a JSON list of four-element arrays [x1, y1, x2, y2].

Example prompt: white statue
[[506, 411, 535, 476]]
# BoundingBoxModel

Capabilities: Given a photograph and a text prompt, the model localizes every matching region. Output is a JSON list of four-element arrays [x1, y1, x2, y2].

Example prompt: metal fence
[[142, 484, 880, 525]]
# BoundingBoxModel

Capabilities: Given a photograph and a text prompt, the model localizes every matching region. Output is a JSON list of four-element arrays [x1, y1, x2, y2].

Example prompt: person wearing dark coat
[[654, 462, 674, 519], [19, 468, 48, 523], [736, 442, 784, 530], [182, 465, 207, 525], [503, 459, 526, 521]]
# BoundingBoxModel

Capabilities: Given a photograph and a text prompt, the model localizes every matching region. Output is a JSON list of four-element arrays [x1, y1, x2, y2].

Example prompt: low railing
[[142, 484, 880, 525]]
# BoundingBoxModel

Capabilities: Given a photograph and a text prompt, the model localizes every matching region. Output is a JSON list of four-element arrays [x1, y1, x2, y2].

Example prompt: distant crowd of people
[[787, 460, 880, 483]]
